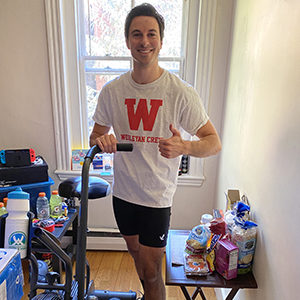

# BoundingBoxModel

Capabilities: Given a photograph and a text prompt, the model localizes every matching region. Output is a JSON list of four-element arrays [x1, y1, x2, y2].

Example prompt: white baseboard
[[61, 234, 127, 251], [87, 236, 127, 251]]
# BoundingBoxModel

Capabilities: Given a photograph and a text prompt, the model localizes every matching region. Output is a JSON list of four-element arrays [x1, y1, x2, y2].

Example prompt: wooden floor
[[22, 250, 217, 300]]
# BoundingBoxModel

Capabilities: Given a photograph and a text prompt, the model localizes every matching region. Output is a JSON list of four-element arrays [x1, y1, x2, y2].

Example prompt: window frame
[[45, 0, 217, 186]]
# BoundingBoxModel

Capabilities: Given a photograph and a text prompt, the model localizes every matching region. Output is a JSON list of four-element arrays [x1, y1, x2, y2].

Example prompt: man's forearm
[[184, 134, 221, 158]]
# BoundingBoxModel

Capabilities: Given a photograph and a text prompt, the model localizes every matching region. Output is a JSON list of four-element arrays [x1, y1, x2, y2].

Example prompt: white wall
[[0, 0, 57, 180], [216, 0, 300, 299], [0, 1, 231, 231]]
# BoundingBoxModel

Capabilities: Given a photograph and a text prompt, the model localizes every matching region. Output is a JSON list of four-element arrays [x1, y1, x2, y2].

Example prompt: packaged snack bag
[[185, 225, 211, 254], [184, 253, 212, 276], [231, 219, 257, 274]]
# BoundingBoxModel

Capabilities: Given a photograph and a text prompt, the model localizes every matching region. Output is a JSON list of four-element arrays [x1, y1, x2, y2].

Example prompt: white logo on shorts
[[159, 234, 165, 241]]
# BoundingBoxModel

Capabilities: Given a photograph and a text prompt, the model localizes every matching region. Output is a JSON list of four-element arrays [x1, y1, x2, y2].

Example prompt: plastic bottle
[[4, 187, 30, 258], [0, 202, 8, 216], [201, 213, 213, 226], [3, 197, 8, 207], [50, 190, 62, 218], [36, 192, 50, 220]]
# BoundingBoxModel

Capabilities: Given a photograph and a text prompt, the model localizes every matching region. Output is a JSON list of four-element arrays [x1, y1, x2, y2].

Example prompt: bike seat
[[58, 176, 111, 199]]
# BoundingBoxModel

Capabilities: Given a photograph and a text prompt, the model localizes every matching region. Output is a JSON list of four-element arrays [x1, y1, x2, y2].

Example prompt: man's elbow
[[214, 140, 222, 155], [215, 143, 222, 155], [209, 136, 221, 156]]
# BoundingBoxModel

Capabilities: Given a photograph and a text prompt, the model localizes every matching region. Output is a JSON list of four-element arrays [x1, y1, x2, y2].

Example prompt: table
[[165, 230, 258, 300], [31, 208, 78, 277]]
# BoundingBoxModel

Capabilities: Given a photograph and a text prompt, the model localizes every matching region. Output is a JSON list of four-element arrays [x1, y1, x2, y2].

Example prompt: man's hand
[[158, 124, 186, 159], [95, 134, 118, 153]]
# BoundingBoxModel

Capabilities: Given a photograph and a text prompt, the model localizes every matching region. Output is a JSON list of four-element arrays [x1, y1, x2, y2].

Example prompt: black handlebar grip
[[116, 143, 133, 152], [86, 143, 133, 160]]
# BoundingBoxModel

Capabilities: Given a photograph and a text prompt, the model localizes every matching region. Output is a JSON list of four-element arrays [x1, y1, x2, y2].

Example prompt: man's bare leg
[[123, 235, 166, 300]]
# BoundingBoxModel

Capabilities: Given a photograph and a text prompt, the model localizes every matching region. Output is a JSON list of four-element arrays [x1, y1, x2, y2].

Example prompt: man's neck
[[131, 64, 163, 84]]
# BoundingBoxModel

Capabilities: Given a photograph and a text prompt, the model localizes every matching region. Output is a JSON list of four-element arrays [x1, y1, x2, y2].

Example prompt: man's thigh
[[113, 196, 171, 248]]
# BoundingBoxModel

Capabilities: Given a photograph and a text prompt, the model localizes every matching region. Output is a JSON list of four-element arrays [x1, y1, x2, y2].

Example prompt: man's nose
[[141, 35, 150, 47]]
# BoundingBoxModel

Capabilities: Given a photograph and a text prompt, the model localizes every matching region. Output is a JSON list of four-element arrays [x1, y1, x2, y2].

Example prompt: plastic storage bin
[[0, 249, 24, 299], [0, 177, 54, 216]]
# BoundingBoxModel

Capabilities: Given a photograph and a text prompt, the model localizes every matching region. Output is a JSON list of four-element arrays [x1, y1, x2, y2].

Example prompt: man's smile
[[138, 49, 153, 54]]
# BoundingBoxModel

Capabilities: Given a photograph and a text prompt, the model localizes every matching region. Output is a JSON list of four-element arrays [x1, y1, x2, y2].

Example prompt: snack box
[[215, 239, 238, 280]]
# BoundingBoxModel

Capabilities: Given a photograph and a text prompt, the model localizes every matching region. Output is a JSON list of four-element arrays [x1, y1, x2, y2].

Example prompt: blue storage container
[[0, 177, 54, 216]]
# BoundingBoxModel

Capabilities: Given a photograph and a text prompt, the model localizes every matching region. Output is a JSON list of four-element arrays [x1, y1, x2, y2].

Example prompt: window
[[45, 0, 218, 186]]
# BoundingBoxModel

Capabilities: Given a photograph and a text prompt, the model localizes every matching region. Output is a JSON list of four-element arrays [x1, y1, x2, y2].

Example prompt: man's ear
[[126, 38, 130, 49]]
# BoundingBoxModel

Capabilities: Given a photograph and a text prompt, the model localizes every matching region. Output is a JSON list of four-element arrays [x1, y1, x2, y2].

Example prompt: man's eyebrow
[[130, 28, 158, 34]]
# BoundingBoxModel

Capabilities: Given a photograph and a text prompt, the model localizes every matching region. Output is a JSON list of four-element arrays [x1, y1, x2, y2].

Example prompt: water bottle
[[36, 192, 50, 220], [3, 197, 8, 207], [0, 202, 8, 216], [4, 187, 30, 259], [50, 190, 62, 218]]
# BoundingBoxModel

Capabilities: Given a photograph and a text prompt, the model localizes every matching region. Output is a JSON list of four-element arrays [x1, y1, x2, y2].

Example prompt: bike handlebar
[[86, 143, 133, 160]]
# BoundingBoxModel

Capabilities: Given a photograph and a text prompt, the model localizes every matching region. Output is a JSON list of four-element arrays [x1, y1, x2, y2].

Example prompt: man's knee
[[143, 266, 162, 284], [140, 254, 163, 283]]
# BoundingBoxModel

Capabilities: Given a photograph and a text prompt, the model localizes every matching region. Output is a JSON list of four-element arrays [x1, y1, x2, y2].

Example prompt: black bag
[[0, 156, 49, 187]]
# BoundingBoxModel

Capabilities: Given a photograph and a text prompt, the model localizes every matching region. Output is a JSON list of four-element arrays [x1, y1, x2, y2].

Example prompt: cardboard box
[[226, 189, 240, 211], [215, 239, 239, 280], [71, 149, 113, 175]]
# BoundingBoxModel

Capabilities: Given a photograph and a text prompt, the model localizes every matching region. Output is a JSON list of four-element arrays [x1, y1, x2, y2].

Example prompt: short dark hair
[[124, 3, 165, 40]]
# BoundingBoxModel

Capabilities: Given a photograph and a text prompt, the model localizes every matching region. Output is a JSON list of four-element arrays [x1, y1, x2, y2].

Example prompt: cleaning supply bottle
[[4, 187, 30, 258], [50, 190, 62, 218], [0, 202, 8, 216], [36, 192, 50, 220]]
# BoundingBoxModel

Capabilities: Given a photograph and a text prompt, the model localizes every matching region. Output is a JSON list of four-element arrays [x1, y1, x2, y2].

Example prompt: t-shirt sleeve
[[92, 85, 112, 127], [179, 86, 209, 136]]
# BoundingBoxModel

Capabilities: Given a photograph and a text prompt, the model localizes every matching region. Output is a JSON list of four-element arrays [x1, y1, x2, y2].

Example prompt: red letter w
[[125, 98, 163, 131]]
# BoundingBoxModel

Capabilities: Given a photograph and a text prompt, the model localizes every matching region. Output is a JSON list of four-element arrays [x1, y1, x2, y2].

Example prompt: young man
[[90, 3, 221, 300]]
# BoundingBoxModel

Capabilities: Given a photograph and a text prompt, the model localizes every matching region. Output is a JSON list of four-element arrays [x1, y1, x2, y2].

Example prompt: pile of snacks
[[183, 191, 258, 279]]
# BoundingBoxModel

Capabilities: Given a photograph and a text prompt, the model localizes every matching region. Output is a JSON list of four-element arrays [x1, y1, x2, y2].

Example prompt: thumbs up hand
[[158, 124, 186, 159]]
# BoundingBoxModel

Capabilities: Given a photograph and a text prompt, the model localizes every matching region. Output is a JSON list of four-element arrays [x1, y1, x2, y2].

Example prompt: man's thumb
[[169, 124, 180, 137]]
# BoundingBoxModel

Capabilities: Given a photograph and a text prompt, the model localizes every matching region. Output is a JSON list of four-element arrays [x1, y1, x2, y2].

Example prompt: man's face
[[126, 16, 162, 68]]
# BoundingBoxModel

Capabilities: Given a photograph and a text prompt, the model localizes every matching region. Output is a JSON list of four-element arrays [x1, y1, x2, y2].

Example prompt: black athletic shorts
[[112, 196, 171, 248]]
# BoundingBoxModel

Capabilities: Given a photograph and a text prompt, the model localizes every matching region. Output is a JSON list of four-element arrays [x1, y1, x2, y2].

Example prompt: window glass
[[135, 0, 183, 57], [85, 73, 119, 133], [84, 0, 130, 56]]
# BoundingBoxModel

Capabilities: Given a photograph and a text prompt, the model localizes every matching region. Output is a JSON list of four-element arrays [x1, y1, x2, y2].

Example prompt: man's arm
[[89, 123, 117, 153], [158, 120, 222, 159]]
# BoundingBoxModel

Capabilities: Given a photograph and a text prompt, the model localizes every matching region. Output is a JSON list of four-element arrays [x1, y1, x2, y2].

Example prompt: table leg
[[192, 287, 207, 300], [180, 286, 207, 300], [226, 288, 239, 300], [180, 286, 192, 300]]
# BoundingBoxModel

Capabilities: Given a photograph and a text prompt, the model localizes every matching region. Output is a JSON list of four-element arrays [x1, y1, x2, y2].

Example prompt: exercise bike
[[28, 144, 137, 300]]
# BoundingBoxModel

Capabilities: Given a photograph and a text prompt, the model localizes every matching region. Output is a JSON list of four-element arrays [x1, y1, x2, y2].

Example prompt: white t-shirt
[[93, 69, 208, 208]]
